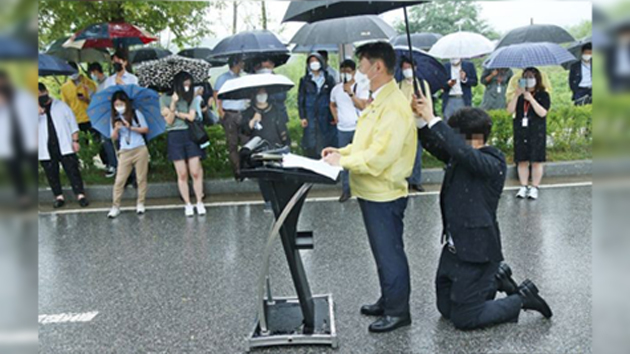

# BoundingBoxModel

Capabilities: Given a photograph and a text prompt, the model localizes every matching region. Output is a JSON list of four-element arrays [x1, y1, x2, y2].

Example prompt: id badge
[[497, 85, 502, 94], [522, 117, 529, 127]]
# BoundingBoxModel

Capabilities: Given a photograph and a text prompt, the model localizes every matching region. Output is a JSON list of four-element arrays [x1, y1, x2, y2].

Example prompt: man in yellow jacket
[[323, 42, 417, 333]]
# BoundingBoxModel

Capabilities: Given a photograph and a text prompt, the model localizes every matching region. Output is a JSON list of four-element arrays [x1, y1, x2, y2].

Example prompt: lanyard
[[523, 100, 531, 118]]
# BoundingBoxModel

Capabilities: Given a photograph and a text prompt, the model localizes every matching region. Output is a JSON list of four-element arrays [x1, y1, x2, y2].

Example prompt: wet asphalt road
[[39, 183, 591, 353]]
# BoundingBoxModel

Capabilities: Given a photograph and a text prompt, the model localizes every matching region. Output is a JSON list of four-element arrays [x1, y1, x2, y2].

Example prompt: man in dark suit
[[442, 59, 478, 120], [411, 89, 553, 330], [569, 43, 593, 105]]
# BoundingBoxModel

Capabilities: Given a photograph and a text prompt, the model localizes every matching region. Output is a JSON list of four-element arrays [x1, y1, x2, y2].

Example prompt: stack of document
[[282, 153, 342, 181]]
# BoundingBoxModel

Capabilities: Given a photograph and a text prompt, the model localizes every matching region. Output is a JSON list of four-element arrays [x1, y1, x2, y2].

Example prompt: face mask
[[38, 94, 49, 107], [256, 68, 273, 74], [113, 62, 124, 72], [342, 73, 354, 82], [309, 61, 321, 72], [184, 86, 190, 93], [402, 68, 414, 79], [450, 58, 461, 66], [359, 63, 378, 83], [256, 93, 268, 104], [115, 105, 126, 114], [91, 74, 99, 82], [582, 54, 592, 62], [526, 78, 537, 88]]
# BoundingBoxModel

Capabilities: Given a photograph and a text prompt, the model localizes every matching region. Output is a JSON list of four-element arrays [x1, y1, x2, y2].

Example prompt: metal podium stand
[[240, 167, 339, 351]]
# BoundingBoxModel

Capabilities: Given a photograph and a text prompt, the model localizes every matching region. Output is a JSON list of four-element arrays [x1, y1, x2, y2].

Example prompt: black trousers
[[435, 246, 522, 330], [40, 153, 85, 198], [5, 152, 38, 198]]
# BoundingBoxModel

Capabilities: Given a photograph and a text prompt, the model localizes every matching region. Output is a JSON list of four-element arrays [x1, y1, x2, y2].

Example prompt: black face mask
[[113, 63, 124, 72], [38, 94, 50, 107]]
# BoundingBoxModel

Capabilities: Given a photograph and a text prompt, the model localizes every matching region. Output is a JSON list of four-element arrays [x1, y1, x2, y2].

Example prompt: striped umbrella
[[483, 42, 576, 69], [62, 22, 157, 49]]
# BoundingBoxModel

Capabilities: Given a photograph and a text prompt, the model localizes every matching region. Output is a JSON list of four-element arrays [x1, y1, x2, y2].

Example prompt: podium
[[240, 166, 339, 351]]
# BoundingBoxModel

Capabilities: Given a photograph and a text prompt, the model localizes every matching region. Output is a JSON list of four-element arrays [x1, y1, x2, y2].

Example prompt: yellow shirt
[[339, 79, 417, 202], [399, 78, 432, 106], [60, 75, 97, 124], [506, 69, 553, 103]]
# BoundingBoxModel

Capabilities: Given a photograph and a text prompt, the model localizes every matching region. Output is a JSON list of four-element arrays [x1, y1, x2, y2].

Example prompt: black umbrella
[[562, 36, 592, 69], [390, 32, 442, 51], [242, 52, 291, 74], [292, 44, 341, 53], [208, 30, 289, 59], [289, 15, 397, 46], [283, 0, 428, 96], [129, 47, 172, 64], [496, 23, 575, 49], [178, 47, 227, 67], [38, 53, 78, 77]]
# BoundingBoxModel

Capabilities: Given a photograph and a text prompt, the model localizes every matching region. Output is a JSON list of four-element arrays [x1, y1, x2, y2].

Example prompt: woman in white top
[[107, 90, 150, 218]]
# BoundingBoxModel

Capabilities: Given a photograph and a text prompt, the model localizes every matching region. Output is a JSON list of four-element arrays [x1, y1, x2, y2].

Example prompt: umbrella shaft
[[403, 6, 420, 97]]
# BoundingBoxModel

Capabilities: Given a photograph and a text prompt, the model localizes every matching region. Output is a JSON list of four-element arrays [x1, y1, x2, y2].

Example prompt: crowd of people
[[35, 41, 592, 217]]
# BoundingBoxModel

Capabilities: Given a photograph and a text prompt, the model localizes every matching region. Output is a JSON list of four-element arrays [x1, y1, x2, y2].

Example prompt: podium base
[[246, 294, 338, 351]]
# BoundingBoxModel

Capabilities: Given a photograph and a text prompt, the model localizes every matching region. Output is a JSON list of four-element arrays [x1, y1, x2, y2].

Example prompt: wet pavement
[[39, 182, 591, 353]]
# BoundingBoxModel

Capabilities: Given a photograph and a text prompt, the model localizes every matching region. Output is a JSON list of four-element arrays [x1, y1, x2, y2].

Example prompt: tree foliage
[[38, 1, 225, 50], [396, 2, 499, 39]]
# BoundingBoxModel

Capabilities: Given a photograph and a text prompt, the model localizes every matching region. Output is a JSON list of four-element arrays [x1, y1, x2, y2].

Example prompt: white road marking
[[39, 181, 592, 216], [38, 311, 99, 324]]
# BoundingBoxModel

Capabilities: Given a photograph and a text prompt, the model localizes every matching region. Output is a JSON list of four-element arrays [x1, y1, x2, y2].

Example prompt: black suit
[[419, 121, 522, 330], [569, 61, 592, 105]]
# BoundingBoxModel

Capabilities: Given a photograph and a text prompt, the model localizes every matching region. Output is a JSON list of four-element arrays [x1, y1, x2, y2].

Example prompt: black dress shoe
[[78, 198, 89, 208], [496, 262, 519, 295], [518, 279, 553, 318], [339, 193, 351, 203], [409, 184, 424, 192], [53, 199, 65, 209], [360, 303, 384, 316], [368, 314, 412, 333]]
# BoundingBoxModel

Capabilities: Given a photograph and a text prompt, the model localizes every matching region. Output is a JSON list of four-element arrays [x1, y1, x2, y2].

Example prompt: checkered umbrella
[[483, 42, 576, 69]]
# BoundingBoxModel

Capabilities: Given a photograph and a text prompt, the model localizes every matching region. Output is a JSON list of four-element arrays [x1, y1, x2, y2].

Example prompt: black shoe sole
[[361, 308, 385, 317], [521, 279, 553, 318], [368, 318, 412, 333]]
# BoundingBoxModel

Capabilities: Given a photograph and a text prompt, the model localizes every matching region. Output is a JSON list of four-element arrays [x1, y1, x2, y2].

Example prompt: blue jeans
[[358, 197, 410, 316], [407, 139, 423, 185], [337, 129, 355, 195]]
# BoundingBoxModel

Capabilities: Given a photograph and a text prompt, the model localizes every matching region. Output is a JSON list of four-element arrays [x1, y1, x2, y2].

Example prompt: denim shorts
[[167, 129, 206, 161]]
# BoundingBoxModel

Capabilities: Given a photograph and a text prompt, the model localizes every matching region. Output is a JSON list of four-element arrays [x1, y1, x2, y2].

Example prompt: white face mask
[[91, 74, 99, 82], [309, 61, 321, 72], [256, 93, 268, 104], [450, 58, 461, 66], [582, 54, 592, 62], [115, 105, 126, 114], [256, 68, 273, 74], [402, 68, 414, 79], [183, 85, 190, 92], [526, 78, 537, 88], [342, 73, 354, 82], [359, 62, 378, 83]]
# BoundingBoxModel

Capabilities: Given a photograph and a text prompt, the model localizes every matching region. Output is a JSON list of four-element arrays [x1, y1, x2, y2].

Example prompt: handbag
[[187, 119, 210, 146]]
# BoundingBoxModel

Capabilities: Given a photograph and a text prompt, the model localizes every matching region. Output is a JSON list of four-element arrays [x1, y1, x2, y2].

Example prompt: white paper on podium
[[282, 153, 342, 181]]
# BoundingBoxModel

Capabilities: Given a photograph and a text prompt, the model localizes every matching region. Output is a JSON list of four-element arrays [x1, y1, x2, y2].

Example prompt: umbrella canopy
[[429, 31, 495, 59], [135, 55, 213, 92], [562, 36, 592, 69], [129, 47, 172, 64], [292, 44, 341, 53], [217, 73, 294, 100], [38, 53, 78, 77], [393, 46, 448, 95], [483, 42, 575, 69], [390, 32, 442, 51], [208, 30, 289, 59], [282, 0, 426, 23], [0, 36, 37, 59], [87, 84, 164, 141], [496, 24, 575, 49], [289, 15, 397, 45], [178, 47, 227, 66], [45, 36, 110, 63], [63, 22, 157, 49], [243, 52, 291, 74]]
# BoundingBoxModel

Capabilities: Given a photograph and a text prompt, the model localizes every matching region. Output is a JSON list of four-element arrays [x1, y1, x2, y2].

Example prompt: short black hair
[[38, 82, 47, 92], [317, 50, 329, 60], [112, 50, 128, 61], [355, 41, 396, 75], [400, 56, 415, 68], [448, 107, 493, 143], [228, 55, 242, 68], [582, 43, 592, 52], [340, 59, 356, 71], [88, 62, 103, 73]]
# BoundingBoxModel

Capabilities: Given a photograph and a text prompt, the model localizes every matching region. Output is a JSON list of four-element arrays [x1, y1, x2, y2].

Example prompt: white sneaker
[[516, 186, 529, 199], [527, 186, 539, 200], [185, 204, 195, 217], [136, 204, 146, 215], [196, 202, 206, 216], [107, 207, 121, 219]]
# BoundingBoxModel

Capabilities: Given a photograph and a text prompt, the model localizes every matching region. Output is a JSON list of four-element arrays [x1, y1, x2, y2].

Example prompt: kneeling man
[[411, 89, 552, 330]]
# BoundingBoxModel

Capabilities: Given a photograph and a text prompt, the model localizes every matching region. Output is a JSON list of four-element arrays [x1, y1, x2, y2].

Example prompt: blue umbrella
[[38, 53, 78, 77], [393, 46, 448, 95], [87, 84, 165, 141], [484, 42, 576, 69], [0, 36, 36, 59]]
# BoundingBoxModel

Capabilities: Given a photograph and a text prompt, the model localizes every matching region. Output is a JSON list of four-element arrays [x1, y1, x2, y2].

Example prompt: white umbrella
[[217, 73, 294, 100], [428, 31, 494, 59]]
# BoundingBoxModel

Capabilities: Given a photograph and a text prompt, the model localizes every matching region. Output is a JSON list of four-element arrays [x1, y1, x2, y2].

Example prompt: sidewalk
[[39, 160, 592, 206]]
